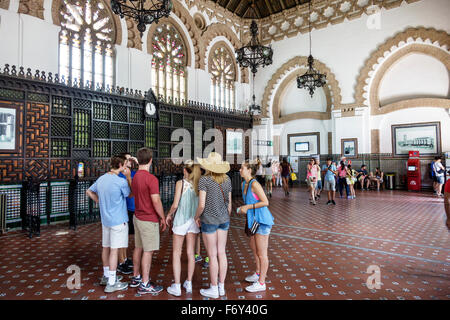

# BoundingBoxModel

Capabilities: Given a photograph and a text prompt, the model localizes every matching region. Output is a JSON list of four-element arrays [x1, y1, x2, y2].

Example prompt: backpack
[[429, 161, 435, 179]]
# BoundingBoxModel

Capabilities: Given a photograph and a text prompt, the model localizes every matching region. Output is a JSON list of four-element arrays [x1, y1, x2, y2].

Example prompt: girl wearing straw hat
[[194, 152, 232, 299]]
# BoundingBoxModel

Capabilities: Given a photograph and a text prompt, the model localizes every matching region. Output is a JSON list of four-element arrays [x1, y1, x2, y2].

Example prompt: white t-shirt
[[265, 166, 273, 175], [434, 162, 444, 177]]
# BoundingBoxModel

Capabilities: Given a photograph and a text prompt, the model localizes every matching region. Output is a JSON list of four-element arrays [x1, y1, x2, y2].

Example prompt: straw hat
[[197, 152, 230, 174]]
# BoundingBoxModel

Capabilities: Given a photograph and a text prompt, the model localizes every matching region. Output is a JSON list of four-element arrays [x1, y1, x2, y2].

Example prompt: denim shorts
[[437, 176, 445, 184], [255, 223, 272, 236], [201, 221, 230, 234]]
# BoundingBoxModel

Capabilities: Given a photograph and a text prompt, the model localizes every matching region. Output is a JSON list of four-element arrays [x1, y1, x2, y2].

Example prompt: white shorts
[[102, 222, 129, 249], [172, 217, 200, 236]]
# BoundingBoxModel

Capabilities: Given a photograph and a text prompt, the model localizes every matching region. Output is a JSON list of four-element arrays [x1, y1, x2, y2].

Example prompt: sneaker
[[167, 283, 181, 297], [194, 255, 203, 263], [347, 196, 352, 199], [332, 200, 336, 205], [245, 282, 266, 293], [100, 275, 123, 286], [138, 281, 163, 295], [129, 275, 142, 288], [245, 272, 260, 283], [218, 283, 225, 296], [183, 280, 192, 293], [200, 286, 219, 299], [326, 200, 331, 205], [124, 258, 133, 268], [104, 280, 128, 293], [203, 257, 209, 269], [117, 262, 133, 275]]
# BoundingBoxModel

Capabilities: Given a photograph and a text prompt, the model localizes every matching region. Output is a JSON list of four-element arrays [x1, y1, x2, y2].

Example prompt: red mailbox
[[407, 151, 421, 191]]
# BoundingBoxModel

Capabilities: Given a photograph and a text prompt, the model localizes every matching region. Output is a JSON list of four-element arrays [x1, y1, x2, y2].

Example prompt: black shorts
[[128, 210, 135, 235]]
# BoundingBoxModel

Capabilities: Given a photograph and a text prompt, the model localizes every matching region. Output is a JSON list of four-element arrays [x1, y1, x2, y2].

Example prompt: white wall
[[280, 81, 327, 116], [254, 0, 450, 157], [378, 53, 449, 105]]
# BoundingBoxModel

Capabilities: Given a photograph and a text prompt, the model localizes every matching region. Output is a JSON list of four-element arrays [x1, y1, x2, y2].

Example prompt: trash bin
[[385, 173, 395, 190]]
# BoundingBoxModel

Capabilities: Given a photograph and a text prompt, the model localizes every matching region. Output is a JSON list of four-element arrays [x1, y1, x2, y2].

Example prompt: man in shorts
[[129, 147, 167, 295], [86, 155, 132, 293], [322, 158, 337, 205]]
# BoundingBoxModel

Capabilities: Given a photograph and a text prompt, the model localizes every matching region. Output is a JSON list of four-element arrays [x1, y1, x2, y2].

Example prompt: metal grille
[[145, 119, 157, 149], [111, 123, 128, 140], [93, 102, 111, 120], [112, 141, 127, 155], [183, 116, 193, 129], [129, 125, 144, 141], [51, 138, 71, 157], [73, 150, 90, 159], [93, 140, 110, 158], [173, 113, 183, 127], [73, 98, 91, 109], [75, 180, 98, 225], [205, 119, 213, 130], [112, 105, 128, 122], [73, 109, 91, 148], [0, 194, 5, 233], [0, 185, 21, 222], [129, 107, 143, 123], [27, 92, 49, 103], [159, 175, 178, 210], [159, 112, 171, 126], [51, 117, 71, 137], [93, 121, 109, 139], [129, 142, 144, 155], [52, 95, 71, 116], [0, 88, 25, 100], [49, 182, 69, 218], [159, 127, 171, 142], [159, 144, 171, 158]]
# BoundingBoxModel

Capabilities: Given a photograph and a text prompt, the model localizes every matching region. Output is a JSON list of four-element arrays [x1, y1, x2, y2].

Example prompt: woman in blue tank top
[[237, 160, 274, 293]]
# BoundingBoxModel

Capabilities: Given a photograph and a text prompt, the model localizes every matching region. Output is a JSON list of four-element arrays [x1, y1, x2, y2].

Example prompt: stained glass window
[[209, 46, 236, 109], [59, 0, 115, 88], [151, 23, 187, 104]]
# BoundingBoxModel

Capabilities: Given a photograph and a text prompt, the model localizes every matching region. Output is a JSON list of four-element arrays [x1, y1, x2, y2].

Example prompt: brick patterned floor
[[0, 187, 449, 300]]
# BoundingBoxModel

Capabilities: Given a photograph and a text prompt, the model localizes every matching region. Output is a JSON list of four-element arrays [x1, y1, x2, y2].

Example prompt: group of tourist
[[86, 149, 274, 298]]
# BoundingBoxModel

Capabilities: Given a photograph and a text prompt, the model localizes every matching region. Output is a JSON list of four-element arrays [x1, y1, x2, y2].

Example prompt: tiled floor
[[0, 187, 449, 300]]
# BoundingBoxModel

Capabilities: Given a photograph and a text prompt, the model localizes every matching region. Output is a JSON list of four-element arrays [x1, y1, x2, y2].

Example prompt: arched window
[[58, 0, 115, 88], [151, 23, 187, 103], [209, 45, 236, 109]]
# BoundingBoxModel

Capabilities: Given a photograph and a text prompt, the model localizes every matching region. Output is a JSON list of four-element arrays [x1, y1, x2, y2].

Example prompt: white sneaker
[[200, 285, 219, 299], [183, 280, 192, 293], [167, 283, 181, 297], [218, 282, 225, 296], [245, 272, 259, 283], [245, 282, 266, 293]]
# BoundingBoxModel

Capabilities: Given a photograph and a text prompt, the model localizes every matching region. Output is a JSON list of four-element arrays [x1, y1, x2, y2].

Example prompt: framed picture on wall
[[391, 122, 441, 156], [287, 132, 320, 157], [341, 138, 358, 158], [0, 104, 19, 153]]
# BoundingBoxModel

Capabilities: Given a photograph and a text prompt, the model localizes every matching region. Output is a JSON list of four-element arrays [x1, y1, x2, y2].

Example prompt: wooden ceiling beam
[[280, 0, 286, 10], [264, 0, 274, 16]]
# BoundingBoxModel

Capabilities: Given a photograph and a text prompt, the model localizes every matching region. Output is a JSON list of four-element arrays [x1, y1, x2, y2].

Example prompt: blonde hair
[[205, 170, 229, 185], [184, 161, 201, 196]]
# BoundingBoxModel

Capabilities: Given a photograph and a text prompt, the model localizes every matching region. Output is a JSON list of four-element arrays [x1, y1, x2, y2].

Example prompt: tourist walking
[[280, 158, 292, 196], [306, 158, 318, 205], [238, 160, 274, 293], [165, 161, 201, 296], [194, 152, 232, 299], [322, 158, 337, 205], [264, 160, 273, 197]]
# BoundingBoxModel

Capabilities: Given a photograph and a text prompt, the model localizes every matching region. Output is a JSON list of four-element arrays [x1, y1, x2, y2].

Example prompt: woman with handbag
[[165, 161, 201, 296], [434, 157, 445, 197], [194, 152, 232, 299], [237, 160, 274, 293]]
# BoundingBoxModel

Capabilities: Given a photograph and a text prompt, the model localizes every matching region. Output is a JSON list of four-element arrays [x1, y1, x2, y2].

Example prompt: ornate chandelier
[[297, 1, 326, 97], [110, 0, 173, 37], [236, 2, 273, 75]]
